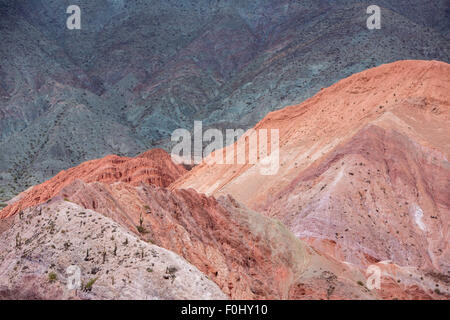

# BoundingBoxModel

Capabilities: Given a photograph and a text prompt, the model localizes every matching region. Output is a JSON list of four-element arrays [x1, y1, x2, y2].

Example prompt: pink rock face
[[173, 60, 450, 273], [0, 149, 187, 219], [267, 124, 449, 271]]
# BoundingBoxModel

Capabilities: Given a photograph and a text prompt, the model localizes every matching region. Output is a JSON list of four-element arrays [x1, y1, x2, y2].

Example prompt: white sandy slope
[[0, 199, 227, 300]]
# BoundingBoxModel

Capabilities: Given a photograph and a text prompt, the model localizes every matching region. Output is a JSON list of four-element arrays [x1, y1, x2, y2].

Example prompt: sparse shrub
[[84, 278, 97, 291], [63, 241, 71, 250], [137, 212, 147, 234], [167, 266, 178, 274], [48, 272, 57, 282], [164, 266, 178, 283], [15, 233, 22, 248], [137, 225, 147, 234]]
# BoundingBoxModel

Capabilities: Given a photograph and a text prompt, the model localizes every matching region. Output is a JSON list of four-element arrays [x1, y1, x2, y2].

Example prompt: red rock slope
[[0, 149, 384, 299], [37, 179, 447, 299], [0, 149, 186, 218], [172, 60, 450, 273]]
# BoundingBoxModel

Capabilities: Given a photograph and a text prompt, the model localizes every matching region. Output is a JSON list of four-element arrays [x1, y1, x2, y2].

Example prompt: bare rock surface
[[0, 199, 226, 300]]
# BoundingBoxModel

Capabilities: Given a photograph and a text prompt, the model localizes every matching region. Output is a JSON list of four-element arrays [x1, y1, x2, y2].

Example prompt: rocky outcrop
[[0, 199, 226, 300]]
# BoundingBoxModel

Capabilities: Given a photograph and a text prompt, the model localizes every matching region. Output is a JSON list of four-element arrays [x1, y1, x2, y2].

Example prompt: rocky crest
[[0, 148, 186, 218]]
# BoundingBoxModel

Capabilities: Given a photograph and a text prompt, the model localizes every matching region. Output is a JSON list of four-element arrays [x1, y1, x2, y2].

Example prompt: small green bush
[[48, 272, 57, 282], [85, 278, 97, 291], [137, 225, 147, 234]]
